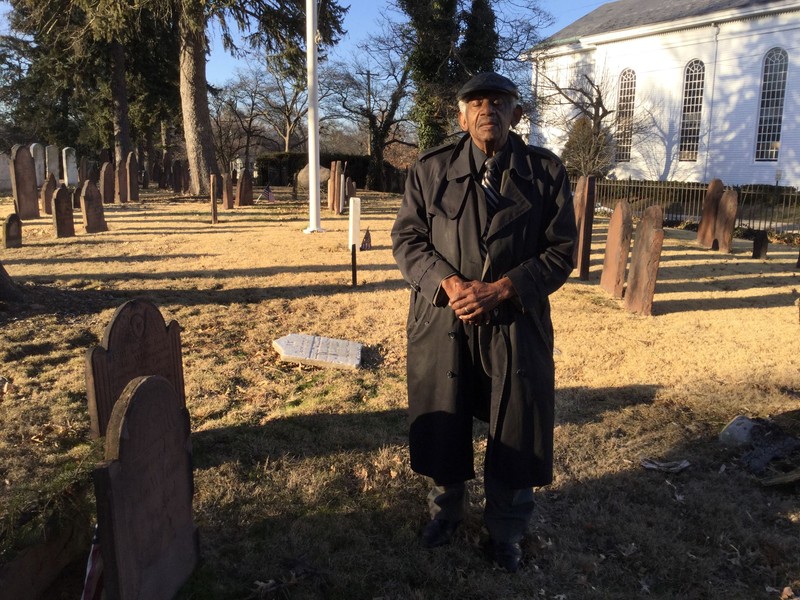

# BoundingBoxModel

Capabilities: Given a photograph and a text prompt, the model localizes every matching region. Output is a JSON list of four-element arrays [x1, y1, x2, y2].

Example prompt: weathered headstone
[[78, 156, 88, 185], [171, 159, 182, 194], [40, 172, 57, 215], [235, 169, 253, 206], [29, 143, 45, 188], [273, 333, 362, 370], [62, 147, 79, 187], [100, 162, 114, 204], [0, 153, 11, 193], [599, 198, 633, 298], [210, 174, 218, 225], [93, 375, 198, 600], [45, 145, 60, 181], [222, 173, 234, 209], [10, 144, 40, 220], [624, 205, 664, 316], [71, 186, 81, 210], [86, 299, 186, 438], [2, 214, 22, 248], [115, 159, 128, 204], [714, 189, 738, 253], [697, 178, 724, 248], [80, 180, 108, 234], [572, 175, 595, 281], [752, 230, 769, 259], [52, 185, 75, 238], [126, 152, 139, 202]]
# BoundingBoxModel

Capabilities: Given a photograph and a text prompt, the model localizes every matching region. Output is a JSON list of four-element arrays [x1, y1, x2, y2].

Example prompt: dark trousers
[[426, 323, 536, 544]]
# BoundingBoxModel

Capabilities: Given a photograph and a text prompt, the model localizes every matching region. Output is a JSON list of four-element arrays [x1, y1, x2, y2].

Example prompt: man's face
[[458, 92, 522, 155]]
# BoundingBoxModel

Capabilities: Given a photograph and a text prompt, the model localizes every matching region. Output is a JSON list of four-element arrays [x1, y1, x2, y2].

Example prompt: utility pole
[[357, 70, 372, 156]]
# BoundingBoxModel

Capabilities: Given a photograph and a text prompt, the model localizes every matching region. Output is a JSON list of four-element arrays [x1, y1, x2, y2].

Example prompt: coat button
[[448, 331, 456, 339], [447, 371, 456, 378], [516, 369, 527, 377]]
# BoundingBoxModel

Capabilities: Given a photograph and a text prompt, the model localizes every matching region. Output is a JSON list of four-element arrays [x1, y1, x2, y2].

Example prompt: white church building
[[529, 0, 800, 188]]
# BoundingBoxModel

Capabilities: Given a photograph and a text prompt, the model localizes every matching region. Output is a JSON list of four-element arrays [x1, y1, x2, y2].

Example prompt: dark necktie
[[480, 155, 502, 257]]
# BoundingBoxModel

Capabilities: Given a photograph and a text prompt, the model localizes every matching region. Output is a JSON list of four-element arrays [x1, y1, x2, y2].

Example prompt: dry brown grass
[[0, 187, 798, 599]]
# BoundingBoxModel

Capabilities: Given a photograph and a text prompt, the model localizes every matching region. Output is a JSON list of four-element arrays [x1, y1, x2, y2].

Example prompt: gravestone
[[210, 174, 219, 225], [171, 159, 182, 194], [100, 162, 114, 204], [235, 169, 253, 206], [78, 156, 88, 185], [624, 205, 664, 316], [752, 230, 769, 259], [115, 160, 128, 204], [40, 172, 57, 215], [327, 161, 338, 211], [88, 161, 100, 184], [572, 175, 595, 281], [714, 189, 738, 253], [10, 144, 40, 220], [93, 375, 198, 600], [0, 154, 11, 193], [52, 185, 75, 238], [152, 161, 163, 189], [126, 152, 139, 202], [273, 333, 362, 370], [697, 178, 724, 248], [298, 164, 331, 191], [599, 198, 633, 298], [86, 299, 186, 438], [71, 186, 81, 210], [62, 147, 79, 186], [29, 143, 45, 188], [45, 145, 60, 181], [2, 214, 22, 248], [222, 174, 234, 209], [80, 180, 108, 234]]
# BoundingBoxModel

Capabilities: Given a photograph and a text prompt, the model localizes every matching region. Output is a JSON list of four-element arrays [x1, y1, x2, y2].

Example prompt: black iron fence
[[573, 178, 800, 234]]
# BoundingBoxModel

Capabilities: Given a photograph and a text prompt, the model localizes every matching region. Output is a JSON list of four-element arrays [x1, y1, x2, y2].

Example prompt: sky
[[205, 0, 610, 85]]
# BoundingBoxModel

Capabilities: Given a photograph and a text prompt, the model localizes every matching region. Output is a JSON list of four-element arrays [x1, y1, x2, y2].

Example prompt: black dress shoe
[[421, 518, 460, 548], [488, 540, 522, 573]]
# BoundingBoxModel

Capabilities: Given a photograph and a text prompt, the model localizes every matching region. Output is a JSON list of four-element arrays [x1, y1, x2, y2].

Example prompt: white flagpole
[[304, 0, 323, 233]]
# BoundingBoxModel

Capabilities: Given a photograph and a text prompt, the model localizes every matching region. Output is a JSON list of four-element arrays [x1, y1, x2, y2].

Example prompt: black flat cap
[[457, 72, 519, 100]]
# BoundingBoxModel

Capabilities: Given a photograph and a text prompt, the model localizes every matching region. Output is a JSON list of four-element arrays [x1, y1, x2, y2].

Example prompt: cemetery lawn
[[1, 187, 799, 600]]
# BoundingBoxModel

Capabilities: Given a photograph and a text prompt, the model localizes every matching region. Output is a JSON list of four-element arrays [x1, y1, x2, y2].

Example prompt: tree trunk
[[178, 6, 218, 196], [110, 40, 132, 165]]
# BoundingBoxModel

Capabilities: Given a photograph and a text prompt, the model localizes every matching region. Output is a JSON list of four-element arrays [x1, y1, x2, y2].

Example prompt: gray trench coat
[[391, 132, 576, 488]]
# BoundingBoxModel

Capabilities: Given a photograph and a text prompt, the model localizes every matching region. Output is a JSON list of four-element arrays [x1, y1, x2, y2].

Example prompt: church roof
[[547, 0, 784, 42]]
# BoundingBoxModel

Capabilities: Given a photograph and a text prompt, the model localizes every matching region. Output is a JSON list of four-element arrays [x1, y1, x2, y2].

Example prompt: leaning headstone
[[10, 144, 40, 220], [126, 152, 139, 202], [599, 198, 633, 299], [624, 205, 664, 316], [115, 159, 128, 204], [80, 180, 108, 234], [572, 175, 595, 281], [40, 172, 57, 215], [62, 147, 79, 186], [86, 298, 186, 438], [210, 174, 219, 225], [235, 169, 253, 206], [29, 143, 45, 188], [714, 189, 738, 254], [273, 333, 362, 370], [45, 145, 60, 181], [93, 375, 198, 600], [52, 185, 75, 238], [99, 162, 114, 204], [2, 214, 22, 248], [0, 153, 11, 193], [222, 173, 234, 209], [697, 178, 724, 248], [172, 159, 182, 194]]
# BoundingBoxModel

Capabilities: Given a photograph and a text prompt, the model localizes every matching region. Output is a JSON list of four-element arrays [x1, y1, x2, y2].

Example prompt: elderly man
[[391, 72, 576, 572]]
